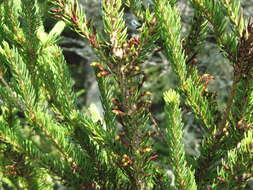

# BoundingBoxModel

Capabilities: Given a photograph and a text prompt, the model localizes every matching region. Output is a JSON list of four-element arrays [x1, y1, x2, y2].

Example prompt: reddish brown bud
[[128, 37, 140, 47], [149, 18, 157, 26], [121, 154, 133, 166], [237, 119, 244, 129], [223, 165, 230, 170], [140, 147, 152, 153], [98, 65, 106, 71], [89, 34, 99, 49], [90, 62, 106, 71], [72, 162, 78, 174], [54, 15, 63, 19], [8, 171, 17, 175], [200, 74, 215, 81], [133, 37, 140, 46], [111, 98, 118, 105], [217, 177, 225, 182], [200, 74, 215, 89], [97, 71, 110, 77], [71, 14, 78, 25], [149, 154, 158, 161], [50, 8, 63, 13], [112, 109, 125, 116]]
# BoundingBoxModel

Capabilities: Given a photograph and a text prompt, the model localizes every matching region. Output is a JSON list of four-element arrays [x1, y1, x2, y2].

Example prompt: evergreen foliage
[[0, 0, 252, 189]]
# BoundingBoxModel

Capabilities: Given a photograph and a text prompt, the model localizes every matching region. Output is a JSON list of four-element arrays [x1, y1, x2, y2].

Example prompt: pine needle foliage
[[0, 0, 252, 189]]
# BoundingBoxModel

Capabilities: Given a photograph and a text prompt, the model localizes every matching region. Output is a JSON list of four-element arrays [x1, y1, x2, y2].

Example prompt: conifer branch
[[184, 10, 208, 61], [136, 10, 158, 63], [212, 131, 253, 189], [21, 0, 41, 64], [156, 0, 216, 132], [164, 90, 198, 190], [0, 120, 74, 181], [38, 45, 77, 117], [0, 42, 36, 109], [37, 40, 104, 157], [189, 0, 238, 56], [0, 42, 94, 184], [102, 0, 128, 51], [1, 1, 25, 45], [49, 0, 102, 51], [221, 0, 246, 37], [50, 0, 90, 39], [92, 66, 117, 138], [216, 20, 253, 143]]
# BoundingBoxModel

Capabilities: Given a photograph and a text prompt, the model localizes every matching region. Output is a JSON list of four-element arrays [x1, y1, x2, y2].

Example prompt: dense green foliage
[[0, 0, 252, 189]]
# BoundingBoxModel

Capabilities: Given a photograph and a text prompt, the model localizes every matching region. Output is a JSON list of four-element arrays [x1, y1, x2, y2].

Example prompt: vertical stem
[[217, 73, 241, 133]]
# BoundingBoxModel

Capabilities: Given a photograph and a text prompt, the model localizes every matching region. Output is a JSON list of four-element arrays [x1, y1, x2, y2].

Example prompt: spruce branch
[[49, 0, 101, 50], [1, 1, 25, 46], [212, 131, 253, 189], [92, 1, 159, 188], [184, 1, 251, 185], [221, 0, 246, 37], [38, 45, 77, 117], [38, 20, 66, 48], [163, 89, 197, 190], [0, 120, 74, 181], [0, 42, 94, 183], [194, 13, 253, 189], [0, 74, 26, 112], [229, 21, 253, 123], [155, 0, 216, 132], [0, 143, 54, 190], [217, 20, 253, 139], [214, 3, 249, 140], [91, 65, 117, 138], [37, 23, 108, 161], [49, 0, 114, 70], [184, 10, 208, 62], [102, 0, 128, 52], [155, 0, 186, 81], [38, 45, 110, 160], [50, 0, 89, 38], [136, 10, 159, 63], [28, 111, 94, 182], [243, 85, 253, 125], [189, 0, 238, 56], [21, 0, 41, 63], [187, 1, 248, 136], [0, 42, 36, 109], [213, 21, 253, 162], [156, 2, 240, 187], [0, 85, 94, 184]]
